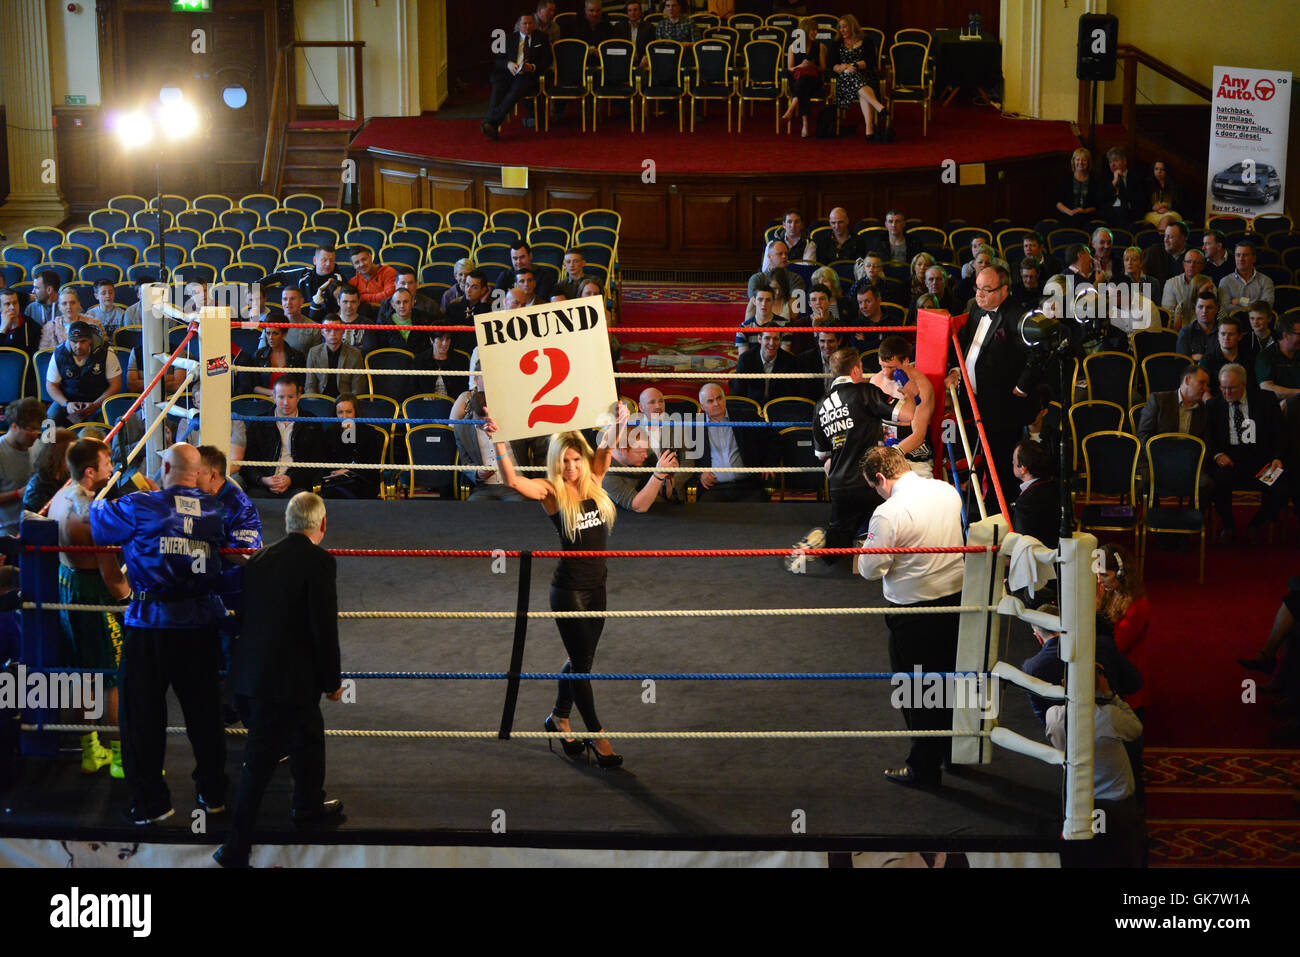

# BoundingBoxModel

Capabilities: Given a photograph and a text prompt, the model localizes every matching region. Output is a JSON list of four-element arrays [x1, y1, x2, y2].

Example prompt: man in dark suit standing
[[1207, 363, 1286, 543], [483, 12, 553, 140], [946, 265, 1038, 511], [732, 328, 800, 405], [215, 492, 342, 867], [1010, 439, 1060, 549]]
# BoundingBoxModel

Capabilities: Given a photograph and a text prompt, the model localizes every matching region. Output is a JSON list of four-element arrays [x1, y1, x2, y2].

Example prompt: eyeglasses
[[975, 285, 1004, 294]]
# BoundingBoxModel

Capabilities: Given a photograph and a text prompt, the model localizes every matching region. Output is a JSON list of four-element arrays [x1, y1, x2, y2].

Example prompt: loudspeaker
[[1077, 14, 1118, 81]]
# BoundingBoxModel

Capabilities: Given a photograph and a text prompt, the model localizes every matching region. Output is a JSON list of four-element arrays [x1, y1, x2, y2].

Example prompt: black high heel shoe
[[544, 715, 585, 757], [584, 738, 624, 769]]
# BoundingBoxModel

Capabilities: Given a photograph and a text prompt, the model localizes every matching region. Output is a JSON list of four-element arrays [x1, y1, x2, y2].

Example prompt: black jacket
[[495, 29, 552, 76], [230, 533, 340, 704], [865, 232, 925, 262], [612, 19, 653, 63], [1207, 388, 1285, 468], [1136, 391, 1208, 449], [690, 410, 772, 472], [1011, 477, 1061, 549], [951, 299, 1037, 426], [795, 347, 832, 400], [241, 409, 324, 491], [731, 347, 800, 404]]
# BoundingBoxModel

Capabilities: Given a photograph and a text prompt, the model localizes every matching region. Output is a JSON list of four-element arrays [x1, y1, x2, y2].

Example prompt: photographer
[[299, 245, 347, 320]]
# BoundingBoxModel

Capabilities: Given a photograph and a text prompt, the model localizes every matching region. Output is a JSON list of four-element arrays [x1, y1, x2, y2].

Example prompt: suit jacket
[[242, 409, 324, 491], [323, 421, 384, 498], [796, 347, 832, 400], [1136, 391, 1208, 448], [241, 343, 306, 395], [495, 29, 552, 77], [731, 348, 800, 404], [866, 233, 925, 262], [951, 299, 1036, 426], [613, 19, 653, 63], [230, 533, 340, 705], [690, 411, 772, 475], [304, 342, 367, 398], [1207, 388, 1285, 467], [1099, 170, 1141, 223], [567, 17, 614, 48], [1011, 477, 1061, 549]]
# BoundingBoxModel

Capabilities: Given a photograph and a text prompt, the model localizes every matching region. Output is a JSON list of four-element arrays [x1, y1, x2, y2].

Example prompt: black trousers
[[696, 477, 767, 503], [487, 68, 540, 126], [551, 585, 606, 731], [791, 75, 823, 115], [884, 592, 962, 778], [824, 483, 881, 563], [223, 695, 326, 855], [118, 625, 226, 811], [981, 424, 1023, 515], [1212, 460, 1283, 531]]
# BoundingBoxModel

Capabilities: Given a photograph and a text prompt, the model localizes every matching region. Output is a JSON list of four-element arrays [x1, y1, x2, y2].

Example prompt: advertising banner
[[1205, 65, 1292, 218]]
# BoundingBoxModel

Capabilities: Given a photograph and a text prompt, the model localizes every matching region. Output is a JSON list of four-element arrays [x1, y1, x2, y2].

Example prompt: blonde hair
[[811, 266, 842, 297], [838, 14, 862, 40], [1070, 147, 1092, 171], [547, 431, 616, 540]]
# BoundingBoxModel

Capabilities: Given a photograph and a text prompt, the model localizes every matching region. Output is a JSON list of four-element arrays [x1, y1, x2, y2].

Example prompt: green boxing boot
[[110, 740, 124, 779], [80, 732, 112, 774]]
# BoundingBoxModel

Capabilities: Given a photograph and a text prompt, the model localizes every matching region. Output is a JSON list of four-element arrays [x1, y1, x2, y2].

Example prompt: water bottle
[[968, 11, 982, 36]]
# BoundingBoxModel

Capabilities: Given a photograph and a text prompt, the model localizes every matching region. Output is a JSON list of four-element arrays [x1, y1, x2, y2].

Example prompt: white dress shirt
[[857, 471, 965, 604], [276, 416, 296, 476]]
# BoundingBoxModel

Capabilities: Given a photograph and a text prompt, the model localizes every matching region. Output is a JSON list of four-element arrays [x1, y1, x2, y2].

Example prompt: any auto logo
[[1254, 78, 1276, 101]]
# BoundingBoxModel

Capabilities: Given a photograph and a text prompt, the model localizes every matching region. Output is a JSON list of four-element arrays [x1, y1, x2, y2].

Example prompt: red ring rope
[[34, 545, 991, 558]]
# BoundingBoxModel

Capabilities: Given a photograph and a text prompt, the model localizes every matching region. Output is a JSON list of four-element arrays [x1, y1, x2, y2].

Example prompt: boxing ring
[[0, 289, 1099, 866]]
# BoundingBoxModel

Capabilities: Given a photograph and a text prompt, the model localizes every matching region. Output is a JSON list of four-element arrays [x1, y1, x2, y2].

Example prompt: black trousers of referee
[[823, 483, 882, 563], [884, 592, 962, 780], [223, 695, 327, 857], [118, 625, 227, 812]]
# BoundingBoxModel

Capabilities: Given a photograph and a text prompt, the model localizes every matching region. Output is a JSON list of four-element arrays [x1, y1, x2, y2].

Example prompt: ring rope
[[233, 460, 827, 473], [228, 415, 810, 427], [23, 602, 996, 618], [12, 669, 990, 680], [229, 365, 836, 380], [22, 724, 989, 740], [31, 545, 991, 557], [236, 322, 918, 335]]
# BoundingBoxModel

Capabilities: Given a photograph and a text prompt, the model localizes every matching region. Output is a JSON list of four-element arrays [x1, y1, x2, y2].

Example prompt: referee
[[856, 445, 965, 788]]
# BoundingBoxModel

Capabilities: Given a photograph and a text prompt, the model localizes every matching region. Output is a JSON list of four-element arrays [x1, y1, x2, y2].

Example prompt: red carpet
[[617, 301, 735, 400], [352, 104, 1077, 174]]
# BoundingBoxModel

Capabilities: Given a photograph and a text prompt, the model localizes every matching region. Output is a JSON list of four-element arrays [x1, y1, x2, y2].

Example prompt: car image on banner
[[1210, 161, 1282, 205], [1205, 65, 1292, 218]]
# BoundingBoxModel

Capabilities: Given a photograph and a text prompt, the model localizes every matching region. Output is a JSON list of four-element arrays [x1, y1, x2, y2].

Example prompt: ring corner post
[[141, 283, 169, 476], [498, 550, 533, 740], [1059, 532, 1097, 841], [18, 517, 59, 757], [953, 515, 1007, 765], [199, 304, 232, 458]]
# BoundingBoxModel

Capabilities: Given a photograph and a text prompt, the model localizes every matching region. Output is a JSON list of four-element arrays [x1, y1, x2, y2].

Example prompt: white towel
[[1006, 534, 1057, 598]]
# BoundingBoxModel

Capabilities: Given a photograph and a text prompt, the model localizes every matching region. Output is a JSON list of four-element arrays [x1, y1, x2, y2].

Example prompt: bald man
[[816, 207, 864, 264], [637, 387, 688, 501], [90, 442, 238, 825]]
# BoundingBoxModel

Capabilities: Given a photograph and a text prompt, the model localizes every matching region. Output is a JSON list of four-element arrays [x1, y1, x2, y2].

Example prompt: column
[[1, 0, 69, 221]]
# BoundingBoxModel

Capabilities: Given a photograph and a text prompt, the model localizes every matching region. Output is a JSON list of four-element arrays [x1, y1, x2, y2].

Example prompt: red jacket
[[1110, 595, 1151, 710]]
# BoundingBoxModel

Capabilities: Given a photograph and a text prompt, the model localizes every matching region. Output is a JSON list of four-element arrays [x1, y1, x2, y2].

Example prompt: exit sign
[[172, 0, 210, 10], [64, 95, 86, 106]]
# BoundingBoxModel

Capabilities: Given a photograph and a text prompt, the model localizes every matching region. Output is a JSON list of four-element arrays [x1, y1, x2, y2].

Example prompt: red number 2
[[519, 347, 579, 428]]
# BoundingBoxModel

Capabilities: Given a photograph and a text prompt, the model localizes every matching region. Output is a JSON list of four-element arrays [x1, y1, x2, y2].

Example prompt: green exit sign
[[172, 0, 210, 10], [64, 95, 86, 106]]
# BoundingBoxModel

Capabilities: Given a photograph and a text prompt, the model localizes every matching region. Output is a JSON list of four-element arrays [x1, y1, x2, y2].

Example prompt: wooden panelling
[[611, 189, 670, 249], [376, 165, 423, 211], [425, 173, 475, 211], [678, 193, 738, 254], [350, 147, 1067, 271], [52, 107, 103, 218]]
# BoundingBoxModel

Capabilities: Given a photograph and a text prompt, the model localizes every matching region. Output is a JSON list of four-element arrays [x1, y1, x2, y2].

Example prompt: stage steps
[[276, 123, 360, 205]]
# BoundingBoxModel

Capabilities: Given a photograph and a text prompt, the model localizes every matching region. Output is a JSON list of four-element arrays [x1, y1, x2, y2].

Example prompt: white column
[[0, 0, 69, 221]]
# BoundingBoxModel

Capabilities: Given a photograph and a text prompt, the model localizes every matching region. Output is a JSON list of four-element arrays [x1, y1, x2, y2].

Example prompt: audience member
[[376, 266, 441, 325], [320, 393, 383, 499], [277, 286, 322, 356], [1161, 253, 1211, 331], [555, 249, 600, 300], [1201, 314, 1258, 394], [772, 209, 815, 262], [46, 321, 121, 426], [1257, 313, 1300, 401], [413, 330, 468, 399], [304, 324, 366, 399], [855, 250, 906, 304], [1218, 240, 1275, 310], [494, 241, 556, 300], [1143, 159, 1183, 226], [1208, 363, 1285, 543], [247, 324, 306, 397], [454, 386, 530, 502], [332, 285, 370, 353], [780, 19, 829, 140], [953, 245, 996, 304], [653, 0, 698, 45], [635, 387, 689, 502], [1176, 290, 1220, 361], [601, 407, 675, 512], [482, 10, 552, 139], [1090, 227, 1123, 282], [299, 244, 347, 318], [1200, 229, 1233, 284], [0, 287, 42, 397], [241, 377, 323, 498], [1143, 219, 1188, 285], [1009, 438, 1059, 549], [867, 210, 921, 262], [22, 427, 74, 513], [349, 247, 398, 309], [736, 283, 788, 355], [444, 268, 493, 356], [1099, 147, 1140, 226], [1021, 232, 1063, 278], [40, 287, 104, 350], [1055, 148, 1098, 228], [23, 270, 60, 326], [1136, 363, 1210, 450], [439, 258, 475, 312], [86, 279, 127, 339], [816, 207, 862, 264], [1247, 302, 1276, 355], [831, 15, 886, 141], [614, 1, 652, 65], [692, 382, 769, 502], [797, 324, 841, 400], [0, 397, 43, 531], [568, 0, 613, 46], [733, 328, 799, 404]]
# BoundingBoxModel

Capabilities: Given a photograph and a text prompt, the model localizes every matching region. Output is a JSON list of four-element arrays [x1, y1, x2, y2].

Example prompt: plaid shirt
[[654, 17, 698, 43]]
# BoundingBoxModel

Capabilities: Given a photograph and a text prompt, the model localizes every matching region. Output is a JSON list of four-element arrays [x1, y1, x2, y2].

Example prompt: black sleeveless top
[[549, 498, 608, 590]]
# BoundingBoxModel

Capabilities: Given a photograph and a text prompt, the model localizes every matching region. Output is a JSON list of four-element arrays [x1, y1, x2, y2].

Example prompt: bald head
[[639, 387, 665, 415], [162, 442, 202, 488]]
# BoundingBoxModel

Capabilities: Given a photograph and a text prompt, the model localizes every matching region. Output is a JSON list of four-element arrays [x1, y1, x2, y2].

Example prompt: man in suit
[[732, 329, 799, 405], [214, 492, 343, 867], [1208, 363, 1286, 544], [1143, 219, 1189, 286], [568, 0, 614, 46], [1100, 147, 1140, 227], [691, 382, 770, 502], [614, 0, 652, 65], [946, 265, 1039, 511], [797, 326, 841, 400], [483, 11, 552, 140], [1137, 364, 1210, 449], [1010, 439, 1060, 550], [304, 324, 366, 399], [241, 377, 324, 498]]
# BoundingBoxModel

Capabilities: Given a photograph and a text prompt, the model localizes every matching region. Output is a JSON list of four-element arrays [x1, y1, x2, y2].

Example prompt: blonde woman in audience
[[440, 258, 476, 311], [910, 251, 936, 302]]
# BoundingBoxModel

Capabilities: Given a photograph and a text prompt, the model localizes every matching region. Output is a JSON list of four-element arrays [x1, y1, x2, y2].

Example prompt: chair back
[[445, 208, 488, 234], [646, 40, 685, 89], [1141, 352, 1193, 396], [1068, 399, 1125, 470], [239, 194, 279, 224], [1082, 431, 1139, 499], [405, 424, 456, 495], [0, 348, 28, 404], [1146, 433, 1205, 505], [597, 39, 636, 86], [763, 396, 815, 422], [403, 208, 442, 236], [552, 38, 590, 87], [1083, 351, 1135, 406], [266, 207, 308, 234], [742, 39, 781, 86], [193, 194, 234, 217], [889, 41, 928, 88]]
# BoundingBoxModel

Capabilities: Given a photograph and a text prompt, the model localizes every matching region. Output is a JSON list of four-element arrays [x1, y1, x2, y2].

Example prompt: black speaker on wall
[[1077, 14, 1118, 81]]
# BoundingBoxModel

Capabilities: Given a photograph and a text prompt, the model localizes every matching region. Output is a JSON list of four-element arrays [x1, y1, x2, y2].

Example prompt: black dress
[[548, 498, 610, 729]]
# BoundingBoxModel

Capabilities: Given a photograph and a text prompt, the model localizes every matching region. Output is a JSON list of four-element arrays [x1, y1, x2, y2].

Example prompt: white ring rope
[[22, 724, 989, 740], [233, 460, 823, 473], [24, 603, 997, 618]]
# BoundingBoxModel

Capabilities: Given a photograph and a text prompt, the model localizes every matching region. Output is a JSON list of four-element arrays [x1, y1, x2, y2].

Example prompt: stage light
[[159, 98, 200, 141], [1019, 308, 1066, 353], [115, 111, 154, 150]]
